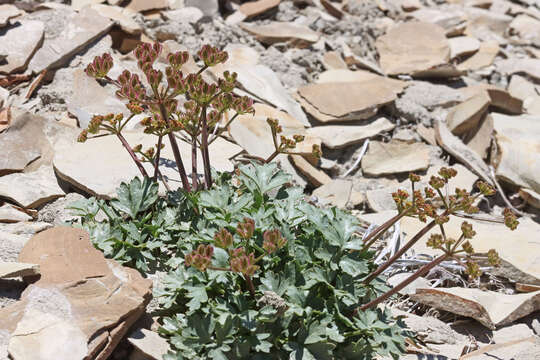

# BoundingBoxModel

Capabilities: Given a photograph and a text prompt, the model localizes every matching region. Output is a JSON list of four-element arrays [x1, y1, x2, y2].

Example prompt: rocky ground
[[0, 0, 539, 359]]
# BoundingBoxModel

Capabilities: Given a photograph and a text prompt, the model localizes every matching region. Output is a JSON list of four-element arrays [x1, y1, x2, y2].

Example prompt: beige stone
[[464, 7, 512, 40], [297, 80, 398, 122], [409, 8, 467, 36], [508, 75, 540, 116], [321, 51, 348, 70], [72, 0, 105, 10], [376, 22, 450, 76], [458, 41, 499, 71], [28, 8, 113, 72], [91, 4, 141, 34], [446, 91, 490, 135], [411, 288, 540, 329], [0, 262, 39, 278], [462, 336, 540, 360], [520, 188, 540, 209], [492, 113, 540, 195], [496, 58, 540, 82], [400, 0, 421, 12], [315, 69, 407, 94], [0, 204, 32, 223], [128, 329, 171, 360], [510, 15, 540, 45], [290, 155, 331, 187], [238, 0, 280, 18], [320, 0, 344, 19], [448, 36, 480, 59], [466, 113, 493, 159], [313, 179, 352, 208], [306, 117, 395, 149], [240, 22, 320, 46], [126, 0, 168, 12], [0, 20, 44, 74], [0, 4, 23, 27], [361, 141, 430, 176]]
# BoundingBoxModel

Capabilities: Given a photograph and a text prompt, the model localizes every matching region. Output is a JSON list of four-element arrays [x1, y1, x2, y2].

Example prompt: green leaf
[[239, 163, 291, 195], [339, 257, 368, 278], [111, 177, 158, 218]]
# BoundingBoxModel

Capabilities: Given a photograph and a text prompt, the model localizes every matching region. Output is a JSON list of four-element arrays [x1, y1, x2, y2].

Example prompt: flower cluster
[[185, 244, 214, 272]]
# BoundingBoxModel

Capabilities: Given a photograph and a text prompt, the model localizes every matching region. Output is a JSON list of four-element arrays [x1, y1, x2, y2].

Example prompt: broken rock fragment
[[128, 328, 171, 360], [238, 0, 280, 19], [0, 262, 39, 279], [446, 91, 490, 135], [361, 141, 431, 176], [0, 4, 22, 27], [240, 22, 320, 47], [496, 58, 540, 82], [457, 40, 499, 71], [313, 179, 352, 208], [0, 20, 44, 74], [126, 0, 168, 12], [448, 36, 480, 59]]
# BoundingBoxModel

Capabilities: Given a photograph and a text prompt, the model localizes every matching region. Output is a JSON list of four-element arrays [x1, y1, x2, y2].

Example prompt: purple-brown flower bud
[[198, 45, 229, 67], [230, 248, 259, 276], [85, 53, 113, 79], [185, 244, 214, 272], [168, 51, 189, 69], [263, 229, 287, 254], [236, 218, 255, 240], [214, 228, 233, 249]]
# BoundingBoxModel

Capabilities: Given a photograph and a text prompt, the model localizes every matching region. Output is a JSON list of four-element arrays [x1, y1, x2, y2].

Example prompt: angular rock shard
[[0, 20, 44, 74], [361, 141, 431, 176]]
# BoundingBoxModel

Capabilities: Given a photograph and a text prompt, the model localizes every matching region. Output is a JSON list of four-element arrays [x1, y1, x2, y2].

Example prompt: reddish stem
[[153, 135, 163, 181], [191, 135, 198, 191], [200, 106, 212, 189], [245, 275, 256, 297], [116, 133, 149, 178], [361, 210, 410, 252]]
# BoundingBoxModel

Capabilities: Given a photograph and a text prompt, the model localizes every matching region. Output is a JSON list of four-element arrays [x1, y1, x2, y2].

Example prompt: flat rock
[[387, 273, 430, 295], [313, 179, 352, 208], [53, 132, 241, 198], [376, 21, 451, 76], [0, 20, 44, 74], [306, 117, 395, 149], [458, 40, 499, 71], [509, 15, 540, 45], [128, 328, 171, 360], [409, 8, 467, 36], [71, 0, 106, 10], [0, 4, 22, 27], [162, 7, 204, 24], [496, 58, 540, 82], [238, 0, 280, 18], [492, 113, 540, 194], [184, 0, 218, 16], [289, 155, 331, 187], [0, 227, 152, 360], [462, 336, 540, 360], [410, 287, 540, 329], [315, 69, 407, 93], [0, 262, 39, 279], [449, 36, 480, 59], [297, 81, 398, 122], [466, 113, 493, 159], [0, 166, 64, 209], [240, 22, 320, 47], [28, 8, 113, 72], [361, 141, 431, 176], [321, 51, 348, 70], [91, 4, 141, 34], [446, 91, 491, 135], [0, 204, 32, 223], [126, 0, 168, 12], [464, 7, 512, 41]]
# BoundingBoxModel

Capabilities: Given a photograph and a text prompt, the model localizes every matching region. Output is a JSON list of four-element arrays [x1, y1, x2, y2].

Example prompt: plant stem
[[115, 133, 149, 178], [159, 103, 191, 192], [265, 150, 279, 163], [200, 106, 212, 189], [360, 211, 409, 252], [245, 275, 256, 297], [153, 135, 163, 181], [362, 212, 446, 285], [191, 135, 198, 191], [358, 254, 448, 312]]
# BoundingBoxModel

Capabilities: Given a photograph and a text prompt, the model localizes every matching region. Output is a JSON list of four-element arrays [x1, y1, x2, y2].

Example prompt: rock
[[410, 287, 540, 329], [0, 204, 32, 223], [387, 273, 430, 296], [496, 58, 540, 82], [376, 22, 450, 76], [91, 4, 141, 35], [0, 262, 39, 279], [448, 36, 481, 59], [53, 132, 241, 198], [289, 155, 331, 187], [520, 188, 540, 209], [313, 179, 352, 208], [71, 0, 106, 10], [297, 81, 398, 123], [462, 336, 540, 360], [366, 186, 400, 212], [0, 20, 44, 74], [240, 22, 320, 47], [446, 91, 490, 135], [238, 0, 280, 19], [37, 193, 86, 225], [400, 0, 421, 12], [435, 119, 493, 184], [128, 328, 171, 360], [508, 75, 540, 116], [67, 68, 126, 129], [315, 69, 407, 93], [28, 8, 113, 72], [0, 4, 22, 27], [416, 123, 437, 146], [0, 227, 152, 360], [458, 40, 499, 71], [361, 141, 431, 176], [184, 0, 218, 16], [320, 0, 345, 19], [306, 117, 395, 149], [162, 7, 204, 25], [409, 8, 467, 36], [509, 15, 540, 45], [0, 166, 64, 209], [466, 113, 493, 159], [492, 113, 540, 195], [126, 0, 168, 12], [321, 51, 348, 70], [464, 7, 512, 41]]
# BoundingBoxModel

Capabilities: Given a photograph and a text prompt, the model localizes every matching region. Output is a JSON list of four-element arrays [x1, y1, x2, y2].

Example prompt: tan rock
[[400, 0, 421, 12], [0, 204, 32, 223], [446, 91, 490, 135], [361, 141, 431, 176], [510, 15, 540, 45], [0, 262, 39, 279], [496, 58, 540, 82], [313, 179, 352, 208], [508, 75, 540, 116], [162, 7, 204, 24], [0, 20, 44, 74], [238, 0, 280, 18], [416, 124, 437, 146], [297, 80, 398, 122], [448, 36, 480, 59], [411, 287, 540, 329], [128, 329, 171, 360], [321, 51, 348, 70], [72, 0, 105, 10], [290, 155, 331, 187], [91, 4, 141, 34], [0, 4, 23, 27], [458, 40, 499, 71], [240, 22, 320, 47], [464, 7, 512, 40], [320, 0, 344, 19], [492, 113, 540, 195], [126, 0, 168, 12], [315, 69, 407, 93], [366, 186, 400, 212], [376, 22, 450, 76], [28, 8, 113, 72], [409, 8, 467, 36], [520, 188, 540, 209], [306, 117, 395, 149], [0, 166, 64, 209], [341, 41, 384, 75], [462, 336, 540, 360], [466, 113, 493, 159]]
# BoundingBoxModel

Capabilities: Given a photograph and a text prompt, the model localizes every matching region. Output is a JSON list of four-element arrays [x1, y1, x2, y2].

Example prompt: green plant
[[79, 42, 320, 192], [72, 163, 408, 359]]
